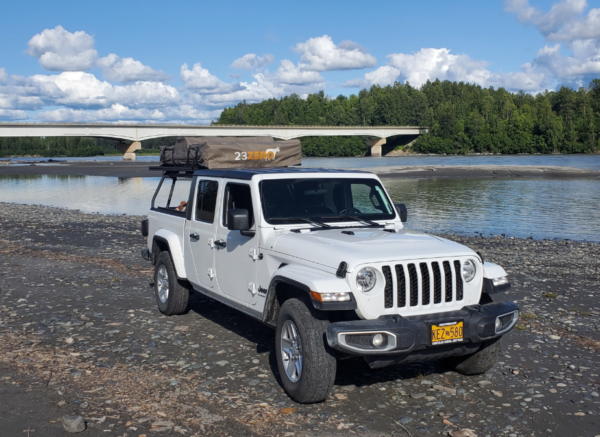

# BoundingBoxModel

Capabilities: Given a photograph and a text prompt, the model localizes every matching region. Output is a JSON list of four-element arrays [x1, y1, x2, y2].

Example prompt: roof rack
[[149, 165, 205, 173]]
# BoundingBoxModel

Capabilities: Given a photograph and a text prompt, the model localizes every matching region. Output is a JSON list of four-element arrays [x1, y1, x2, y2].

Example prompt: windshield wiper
[[270, 217, 331, 228], [321, 215, 381, 227]]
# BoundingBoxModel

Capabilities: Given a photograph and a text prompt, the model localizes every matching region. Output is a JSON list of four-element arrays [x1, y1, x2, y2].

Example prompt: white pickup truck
[[141, 166, 518, 403]]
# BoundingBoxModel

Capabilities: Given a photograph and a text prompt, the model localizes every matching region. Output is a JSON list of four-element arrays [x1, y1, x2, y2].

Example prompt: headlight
[[462, 259, 477, 282], [356, 267, 377, 292]]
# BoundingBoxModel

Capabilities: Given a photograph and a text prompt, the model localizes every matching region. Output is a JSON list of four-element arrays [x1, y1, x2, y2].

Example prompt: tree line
[[215, 79, 600, 156], [0, 137, 166, 158]]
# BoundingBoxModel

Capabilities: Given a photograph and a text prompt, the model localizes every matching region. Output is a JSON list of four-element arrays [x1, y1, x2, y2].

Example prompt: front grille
[[454, 260, 464, 300], [382, 266, 393, 308], [382, 259, 464, 310]]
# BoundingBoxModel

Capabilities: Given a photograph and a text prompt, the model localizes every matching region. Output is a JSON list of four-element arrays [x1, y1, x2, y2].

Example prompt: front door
[[188, 178, 220, 289], [215, 182, 259, 305]]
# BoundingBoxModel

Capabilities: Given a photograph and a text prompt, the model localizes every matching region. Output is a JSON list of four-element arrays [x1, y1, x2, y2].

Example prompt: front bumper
[[326, 301, 519, 358]]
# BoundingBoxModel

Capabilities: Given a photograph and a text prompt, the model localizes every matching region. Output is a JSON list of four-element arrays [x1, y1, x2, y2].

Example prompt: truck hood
[[269, 227, 476, 270]]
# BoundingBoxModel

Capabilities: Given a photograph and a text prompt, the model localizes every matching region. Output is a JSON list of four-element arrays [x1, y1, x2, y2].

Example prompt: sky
[[1, 0, 600, 124]]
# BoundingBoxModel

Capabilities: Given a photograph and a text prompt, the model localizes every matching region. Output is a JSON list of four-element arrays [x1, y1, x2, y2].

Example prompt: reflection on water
[[1, 174, 599, 242], [384, 178, 600, 242], [3, 153, 600, 170], [0, 175, 160, 216]]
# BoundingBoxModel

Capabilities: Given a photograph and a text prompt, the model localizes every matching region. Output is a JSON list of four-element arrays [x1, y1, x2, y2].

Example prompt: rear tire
[[442, 337, 501, 375], [275, 298, 336, 404], [154, 251, 189, 316]]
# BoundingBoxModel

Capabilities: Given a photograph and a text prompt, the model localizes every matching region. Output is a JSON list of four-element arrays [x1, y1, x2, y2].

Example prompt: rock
[[174, 325, 189, 332], [433, 384, 456, 395], [420, 380, 434, 385], [477, 380, 491, 387], [548, 335, 561, 341], [215, 360, 229, 367], [396, 416, 412, 424], [449, 429, 478, 437], [62, 415, 86, 433], [410, 392, 426, 399], [280, 407, 296, 414], [491, 390, 503, 397]]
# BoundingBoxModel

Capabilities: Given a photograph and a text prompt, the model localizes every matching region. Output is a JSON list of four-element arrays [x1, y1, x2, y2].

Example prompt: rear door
[[188, 178, 220, 289], [214, 182, 259, 305]]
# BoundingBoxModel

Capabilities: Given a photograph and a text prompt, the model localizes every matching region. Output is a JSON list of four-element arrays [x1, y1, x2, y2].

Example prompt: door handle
[[214, 239, 227, 248], [190, 233, 200, 240]]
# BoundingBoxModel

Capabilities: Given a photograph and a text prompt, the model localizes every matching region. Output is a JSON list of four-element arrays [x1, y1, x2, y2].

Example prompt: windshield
[[260, 178, 396, 225]]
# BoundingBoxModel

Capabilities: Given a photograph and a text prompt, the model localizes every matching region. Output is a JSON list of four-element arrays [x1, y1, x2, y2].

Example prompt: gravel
[[0, 202, 599, 436]]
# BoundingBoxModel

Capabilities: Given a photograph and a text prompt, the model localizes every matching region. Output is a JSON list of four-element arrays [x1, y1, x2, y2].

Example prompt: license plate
[[431, 321, 464, 345]]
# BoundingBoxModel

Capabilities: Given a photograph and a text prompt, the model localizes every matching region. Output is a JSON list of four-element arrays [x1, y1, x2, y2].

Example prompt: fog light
[[495, 317, 502, 333], [372, 333, 384, 347]]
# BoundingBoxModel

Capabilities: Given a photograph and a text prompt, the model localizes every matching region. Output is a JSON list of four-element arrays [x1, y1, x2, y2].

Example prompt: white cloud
[[190, 73, 285, 107], [27, 25, 98, 71], [505, 0, 600, 86], [292, 35, 377, 71], [180, 63, 243, 94], [0, 68, 7, 84], [231, 53, 274, 70], [505, 0, 587, 36], [549, 7, 600, 41], [97, 54, 170, 84], [274, 59, 324, 85], [0, 109, 28, 120], [25, 72, 180, 109], [343, 48, 550, 92]]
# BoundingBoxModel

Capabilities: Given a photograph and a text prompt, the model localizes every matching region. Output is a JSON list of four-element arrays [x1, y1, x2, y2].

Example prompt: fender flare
[[153, 229, 187, 279], [482, 262, 510, 294], [263, 265, 355, 324]]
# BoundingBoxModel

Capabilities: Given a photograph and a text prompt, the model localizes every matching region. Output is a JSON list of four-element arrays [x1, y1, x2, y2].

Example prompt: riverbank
[[0, 203, 598, 436], [1, 160, 599, 179]]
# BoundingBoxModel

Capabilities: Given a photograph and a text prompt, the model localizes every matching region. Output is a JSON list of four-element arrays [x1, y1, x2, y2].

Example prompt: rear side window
[[195, 180, 219, 223], [153, 177, 192, 212]]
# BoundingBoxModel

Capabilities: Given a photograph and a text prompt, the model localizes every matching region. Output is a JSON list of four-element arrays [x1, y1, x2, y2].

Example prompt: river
[[1, 154, 599, 242]]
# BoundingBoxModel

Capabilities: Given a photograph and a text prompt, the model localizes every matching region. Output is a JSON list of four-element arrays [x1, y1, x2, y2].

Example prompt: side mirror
[[227, 209, 255, 237], [227, 208, 250, 231], [395, 203, 408, 222]]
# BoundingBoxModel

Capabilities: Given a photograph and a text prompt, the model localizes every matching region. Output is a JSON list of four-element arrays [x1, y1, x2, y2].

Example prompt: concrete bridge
[[0, 123, 427, 160]]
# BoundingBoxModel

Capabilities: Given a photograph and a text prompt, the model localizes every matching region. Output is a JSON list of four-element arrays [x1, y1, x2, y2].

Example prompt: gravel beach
[[1, 160, 599, 179], [1, 203, 599, 436]]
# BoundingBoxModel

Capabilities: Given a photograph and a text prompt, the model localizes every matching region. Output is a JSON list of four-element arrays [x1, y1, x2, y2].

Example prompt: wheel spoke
[[280, 319, 303, 383]]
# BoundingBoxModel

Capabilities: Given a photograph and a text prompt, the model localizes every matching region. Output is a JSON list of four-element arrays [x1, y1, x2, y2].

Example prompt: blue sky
[[1, 0, 599, 123]]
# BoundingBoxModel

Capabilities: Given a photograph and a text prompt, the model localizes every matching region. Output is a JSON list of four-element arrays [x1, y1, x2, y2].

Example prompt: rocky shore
[[1, 203, 599, 436], [1, 160, 599, 179]]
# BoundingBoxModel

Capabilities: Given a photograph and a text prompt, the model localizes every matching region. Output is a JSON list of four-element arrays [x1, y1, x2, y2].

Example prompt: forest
[[2, 79, 599, 158], [216, 79, 600, 156]]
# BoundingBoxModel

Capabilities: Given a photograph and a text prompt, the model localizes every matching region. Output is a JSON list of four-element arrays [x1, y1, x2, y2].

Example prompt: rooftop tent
[[160, 136, 302, 169]]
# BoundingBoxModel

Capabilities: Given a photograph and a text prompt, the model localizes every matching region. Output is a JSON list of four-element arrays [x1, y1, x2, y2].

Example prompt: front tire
[[442, 337, 501, 375], [275, 298, 336, 404], [154, 251, 189, 316]]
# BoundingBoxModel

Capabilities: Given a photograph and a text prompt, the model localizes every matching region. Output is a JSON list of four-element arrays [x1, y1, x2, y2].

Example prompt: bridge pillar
[[116, 141, 141, 161], [367, 138, 386, 157]]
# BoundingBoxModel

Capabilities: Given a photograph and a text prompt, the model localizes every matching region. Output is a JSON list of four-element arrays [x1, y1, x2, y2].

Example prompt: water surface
[[2, 174, 598, 242]]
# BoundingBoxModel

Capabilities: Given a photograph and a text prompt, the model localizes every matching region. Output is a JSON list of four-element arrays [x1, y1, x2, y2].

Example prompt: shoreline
[[0, 160, 599, 179], [0, 202, 598, 436]]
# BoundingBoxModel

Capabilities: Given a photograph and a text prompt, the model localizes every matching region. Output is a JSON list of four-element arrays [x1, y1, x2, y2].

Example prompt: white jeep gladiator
[[141, 166, 519, 404]]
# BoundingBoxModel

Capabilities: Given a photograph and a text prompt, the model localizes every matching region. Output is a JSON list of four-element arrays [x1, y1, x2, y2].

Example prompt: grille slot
[[454, 260, 464, 300], [395, 265, 406, 307], [419, 263, 431, 305], [443, 261, 453, 302], [432, 262, 442, 304], [382, 266, 393, 308], [408, 264, 418, 306]]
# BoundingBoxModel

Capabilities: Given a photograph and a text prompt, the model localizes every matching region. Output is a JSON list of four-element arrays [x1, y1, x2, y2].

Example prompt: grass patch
[[515, 325, 527, 330], [521, 312, 538, 319], [544, 292, 558, 299]]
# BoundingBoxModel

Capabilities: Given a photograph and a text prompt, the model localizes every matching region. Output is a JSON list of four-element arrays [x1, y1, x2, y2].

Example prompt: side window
[[153, 177, 191, 212], [223, 183, 254, 228], [195, 180, 218, 223]]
